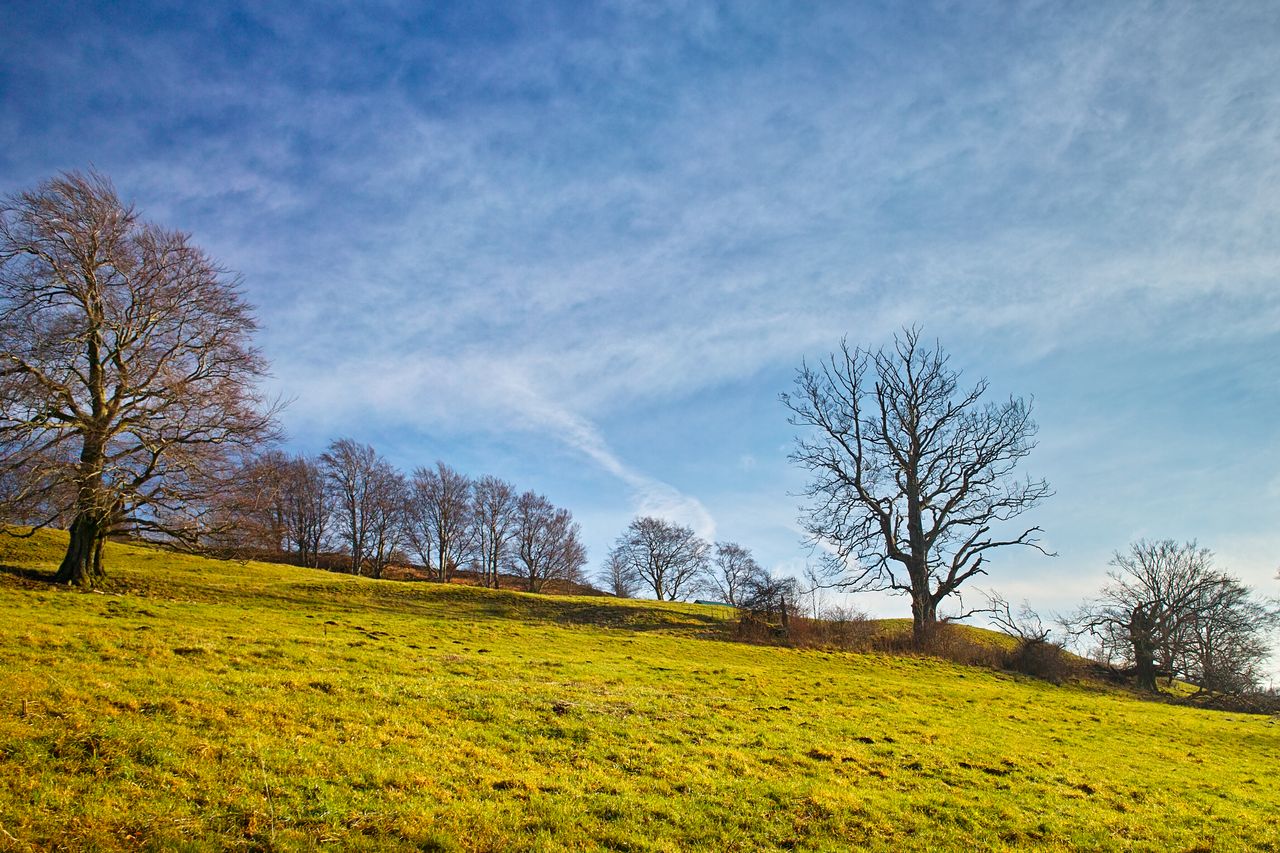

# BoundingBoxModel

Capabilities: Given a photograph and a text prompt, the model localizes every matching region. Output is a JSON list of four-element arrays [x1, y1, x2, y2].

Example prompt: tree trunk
[[1129, 606, 1159, 692], [911, 592, 938, 647], [55, 512, 106, 587]]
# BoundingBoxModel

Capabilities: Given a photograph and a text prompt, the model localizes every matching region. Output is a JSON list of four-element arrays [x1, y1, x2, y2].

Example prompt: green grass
[[0, 530, 1276, 851]]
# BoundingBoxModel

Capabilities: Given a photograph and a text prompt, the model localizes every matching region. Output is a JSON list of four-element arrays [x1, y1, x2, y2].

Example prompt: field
[[0, 530, 1277, 851]]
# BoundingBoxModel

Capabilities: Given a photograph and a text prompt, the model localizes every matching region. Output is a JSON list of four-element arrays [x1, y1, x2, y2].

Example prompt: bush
[[1004, 637, 1074, 684]]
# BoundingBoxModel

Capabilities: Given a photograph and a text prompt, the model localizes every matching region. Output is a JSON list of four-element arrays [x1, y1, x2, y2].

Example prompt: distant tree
[[706, 541, 767, 606], [278, 454, 331, 568], [783, 327, 1051, 645], [738, 571, 802, 637], [0, 170, 278, 587], [406, 462, 472, 581], [471, 475, 517, 589], [1179, 575, 1277, 694], [320, 439, 401, 576], [1069, 540, 1277, 693], [608, 516, 710, 601], [510, 490, 587, 592], [363, 464, 406, 580], [599, 549, 638, 598]]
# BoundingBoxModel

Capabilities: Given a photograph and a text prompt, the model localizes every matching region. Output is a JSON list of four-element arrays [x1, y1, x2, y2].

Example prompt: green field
[[0, 531, 1276, 851]]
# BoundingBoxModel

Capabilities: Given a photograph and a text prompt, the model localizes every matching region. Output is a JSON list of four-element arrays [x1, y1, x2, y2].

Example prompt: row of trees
[[214, 441, 588, 591]]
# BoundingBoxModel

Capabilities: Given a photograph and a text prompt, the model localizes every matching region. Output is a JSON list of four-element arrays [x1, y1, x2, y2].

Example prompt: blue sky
[[2, 1, 1277, 626]]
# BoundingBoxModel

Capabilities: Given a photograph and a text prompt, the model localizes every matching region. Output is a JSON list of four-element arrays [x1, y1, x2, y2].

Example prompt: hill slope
[[0, 531, 1276, 851]]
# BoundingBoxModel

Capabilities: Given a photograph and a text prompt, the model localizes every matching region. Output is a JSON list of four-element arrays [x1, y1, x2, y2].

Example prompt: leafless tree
[[363, 463, 406, 580], [406, 461, 472, 581], [706, 541, 767, 606], [470, 475, 517, 589], [510, 490, 587, 592], [598, 549, 638, 598], [202, 450, 290, 555], [278, 454, 331, 568], [0, 171, 278, 587], [782, 327, 1051, 645], [1178, 576, 1277, 694], [1067, 540, 1275, 693], [738, 572, 801, 637], [986, 591, 1052, 643], [320, 439, 402, 576], [608, 516, 710, 601]]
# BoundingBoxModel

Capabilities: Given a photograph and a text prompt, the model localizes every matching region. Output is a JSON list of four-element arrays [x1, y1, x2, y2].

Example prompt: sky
[[2, 1, 1277, 634]]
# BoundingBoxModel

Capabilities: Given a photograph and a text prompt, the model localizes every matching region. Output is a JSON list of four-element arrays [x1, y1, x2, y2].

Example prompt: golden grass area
[[0, 529, 1276, 851]]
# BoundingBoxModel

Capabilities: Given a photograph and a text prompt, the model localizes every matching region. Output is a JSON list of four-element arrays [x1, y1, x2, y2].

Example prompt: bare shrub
[[1005, 638, 1074, 684]]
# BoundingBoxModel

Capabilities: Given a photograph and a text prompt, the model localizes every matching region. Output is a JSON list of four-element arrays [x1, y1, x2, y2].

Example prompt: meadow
[[0, 530, 1276, 851]]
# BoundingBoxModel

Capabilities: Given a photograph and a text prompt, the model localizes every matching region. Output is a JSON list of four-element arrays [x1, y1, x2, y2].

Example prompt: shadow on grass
[[0, 562, 61, 589], [171, 579, 738, 638]]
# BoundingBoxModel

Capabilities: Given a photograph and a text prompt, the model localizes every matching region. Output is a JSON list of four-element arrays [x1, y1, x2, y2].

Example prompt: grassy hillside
[[0, 531, 1276, 851]]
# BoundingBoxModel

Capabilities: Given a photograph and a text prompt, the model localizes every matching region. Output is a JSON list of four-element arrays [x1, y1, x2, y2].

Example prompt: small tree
[[320, 439, 401, 576], [706, 541, 767, 606], [0, 171, 278, 587], [471, 475, 517, 589], [363, 465, 406, 580], [783, 327, 1051, 645], [599, 549, 638, 598], [278, 454, 331, 568], [608, 516, 710, 601]]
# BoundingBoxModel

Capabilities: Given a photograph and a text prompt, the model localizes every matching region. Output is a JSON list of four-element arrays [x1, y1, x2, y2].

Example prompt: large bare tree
[[608, 516, 710, 601], [0, 171, 277, 587], [783, 327, 1051, 645]]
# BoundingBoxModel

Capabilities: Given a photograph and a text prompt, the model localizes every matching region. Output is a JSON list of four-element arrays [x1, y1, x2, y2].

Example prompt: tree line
[[208, 440, 589, 592]]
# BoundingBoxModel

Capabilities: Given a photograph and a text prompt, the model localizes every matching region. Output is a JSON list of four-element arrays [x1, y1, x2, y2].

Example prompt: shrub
[[1005, 638, 1074, 684]]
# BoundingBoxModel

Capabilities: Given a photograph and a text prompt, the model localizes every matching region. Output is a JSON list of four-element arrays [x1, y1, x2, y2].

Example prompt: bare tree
[[783, 327, 1051, 645], [510, 490, 587, 592], [738, 572, 801, 638], [1180, 576, 1277, 694], [706, 541, 767, 606], [406, 462, 472, 582], [363, 463, 406, 580], [599, 549, 638, 598], [608, 516, 710, 601], [320, 439, 402, 576], [204, 450, 290, 555], [0, 171, 278, 587], [1068, 540, 1275, 693], [471, 475, 517, 589], [278, 454, 331, 568]]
